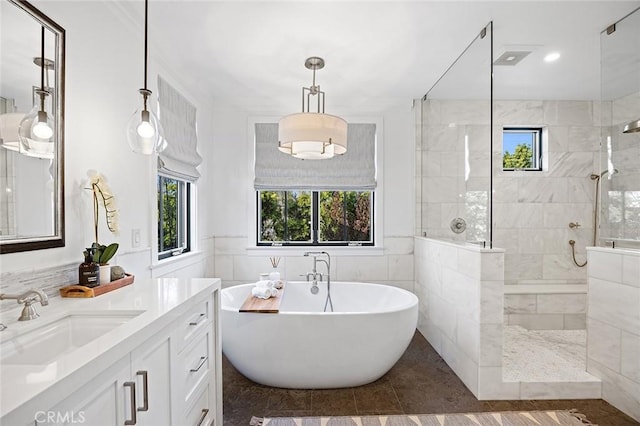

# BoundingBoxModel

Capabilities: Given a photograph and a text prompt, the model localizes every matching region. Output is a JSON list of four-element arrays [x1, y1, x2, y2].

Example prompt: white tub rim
[[221, 281, 418, 316]]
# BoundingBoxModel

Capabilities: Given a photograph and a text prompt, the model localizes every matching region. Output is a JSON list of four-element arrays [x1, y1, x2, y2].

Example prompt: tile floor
[[222, 331, 639, 426]]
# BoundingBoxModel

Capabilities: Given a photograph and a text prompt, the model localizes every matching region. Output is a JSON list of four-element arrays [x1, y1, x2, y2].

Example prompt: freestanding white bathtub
[[221, 281, 418, 389]]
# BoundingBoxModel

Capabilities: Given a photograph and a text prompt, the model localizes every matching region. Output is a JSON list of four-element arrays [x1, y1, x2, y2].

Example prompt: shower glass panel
[[600, 8, 640, 246], [417, 23, 493, 247]]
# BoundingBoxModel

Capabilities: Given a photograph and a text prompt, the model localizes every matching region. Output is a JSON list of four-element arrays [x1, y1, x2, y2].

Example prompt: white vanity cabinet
[[1, 278, 221, 426]]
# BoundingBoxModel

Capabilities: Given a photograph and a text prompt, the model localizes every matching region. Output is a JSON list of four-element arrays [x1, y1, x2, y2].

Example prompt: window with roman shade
[[254, 122, 377, 246], [254, 123, 376, 190], [157, 76, 202, 180]]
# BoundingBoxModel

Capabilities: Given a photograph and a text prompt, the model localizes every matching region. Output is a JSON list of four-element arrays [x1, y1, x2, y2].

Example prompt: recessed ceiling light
[[544, 52, 561, 62]]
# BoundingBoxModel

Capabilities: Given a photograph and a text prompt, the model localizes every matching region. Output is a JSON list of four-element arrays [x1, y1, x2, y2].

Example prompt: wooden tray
[[60, 274, 135, 298], [239, 282, 285, 313]]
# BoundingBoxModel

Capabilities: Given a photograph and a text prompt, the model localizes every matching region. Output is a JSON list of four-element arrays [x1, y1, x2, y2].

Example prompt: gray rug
[[250, 410, 594, 425]]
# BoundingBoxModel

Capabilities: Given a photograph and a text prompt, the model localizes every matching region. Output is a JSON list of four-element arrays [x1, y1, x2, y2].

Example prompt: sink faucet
[[303, 251, 333, 312], [0, 289, 49, 321]]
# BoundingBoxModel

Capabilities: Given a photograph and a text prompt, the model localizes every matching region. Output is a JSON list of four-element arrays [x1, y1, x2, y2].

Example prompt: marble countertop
[[0, 277, 220, 422]]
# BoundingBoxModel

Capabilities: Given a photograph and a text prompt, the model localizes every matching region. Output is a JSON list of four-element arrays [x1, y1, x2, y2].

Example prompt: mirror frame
[[0, 0, 65, 254]]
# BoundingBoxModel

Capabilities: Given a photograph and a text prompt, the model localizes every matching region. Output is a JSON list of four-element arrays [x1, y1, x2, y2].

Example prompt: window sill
[[245, 246, 384, 257], [150, 250, 205, 276]]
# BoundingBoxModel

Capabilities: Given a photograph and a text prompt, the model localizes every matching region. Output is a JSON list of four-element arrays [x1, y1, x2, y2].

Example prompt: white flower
[[86, 170, 119, 240]]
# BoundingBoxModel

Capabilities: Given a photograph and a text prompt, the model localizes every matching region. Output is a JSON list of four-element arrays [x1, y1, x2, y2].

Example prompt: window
[[157, 175, 191, 259], [258, 190, 373, 246], [502, 127, 542, 171]]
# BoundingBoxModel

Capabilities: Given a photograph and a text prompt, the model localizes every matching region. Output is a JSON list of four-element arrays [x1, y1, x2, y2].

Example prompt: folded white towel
[[252, 286, 278, 299], [272, 280, 283, 289], [256, 280, 274, 288]]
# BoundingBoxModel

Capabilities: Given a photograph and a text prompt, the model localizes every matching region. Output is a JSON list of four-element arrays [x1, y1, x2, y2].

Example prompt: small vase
[[99, 265, 111, 284], [269, 269, 281, 282]]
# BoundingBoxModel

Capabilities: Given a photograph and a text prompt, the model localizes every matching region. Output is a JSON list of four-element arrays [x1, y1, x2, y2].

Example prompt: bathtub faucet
[[303, 251, 334, 312]]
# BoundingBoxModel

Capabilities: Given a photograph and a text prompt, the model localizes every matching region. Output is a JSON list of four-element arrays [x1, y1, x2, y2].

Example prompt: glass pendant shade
[[278, 112, 347, 160], [17, 103, 54, 159], [126, 107, 164, 155], [0, 112, 24, 152]]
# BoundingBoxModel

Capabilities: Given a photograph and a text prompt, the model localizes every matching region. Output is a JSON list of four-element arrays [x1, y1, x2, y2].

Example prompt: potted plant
[[87, 171, 119, 284]]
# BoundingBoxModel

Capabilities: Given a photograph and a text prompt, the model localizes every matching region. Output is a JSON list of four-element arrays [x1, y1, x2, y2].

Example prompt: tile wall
[[504, 291, 586, 330], [212, 236, 414, 291], [414, 237, 510, 399], [586, 247, 640, 422]]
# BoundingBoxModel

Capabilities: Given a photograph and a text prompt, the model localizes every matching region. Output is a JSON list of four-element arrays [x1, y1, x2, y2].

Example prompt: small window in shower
[[502, 127, 542, 171]]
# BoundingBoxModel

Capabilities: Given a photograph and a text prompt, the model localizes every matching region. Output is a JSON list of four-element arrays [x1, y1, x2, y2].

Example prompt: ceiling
[[120, 1, 638, 115]]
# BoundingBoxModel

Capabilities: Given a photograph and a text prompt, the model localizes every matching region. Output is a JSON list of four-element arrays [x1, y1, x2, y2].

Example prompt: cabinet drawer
[[177, 299, 211, 352], [184, 384, 213, 426], [178, 330, 210, 405]]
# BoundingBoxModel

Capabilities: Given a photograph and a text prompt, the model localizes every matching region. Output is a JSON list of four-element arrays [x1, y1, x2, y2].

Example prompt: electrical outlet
[[132, 229, 141, 248]]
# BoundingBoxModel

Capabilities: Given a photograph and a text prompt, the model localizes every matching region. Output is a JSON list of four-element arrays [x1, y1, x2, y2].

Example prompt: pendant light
[[18, 27, 54, 159], [278, 57, 347, 160], [126, 0, 164, 155]]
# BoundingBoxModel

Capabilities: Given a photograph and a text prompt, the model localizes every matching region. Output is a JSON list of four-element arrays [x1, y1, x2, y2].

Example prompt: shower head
[[590, 169, 619, 180], [623, 118, 640, 134]]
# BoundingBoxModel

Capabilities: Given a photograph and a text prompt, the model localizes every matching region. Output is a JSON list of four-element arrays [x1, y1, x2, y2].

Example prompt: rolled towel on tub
[[252, 286, 279, 299]]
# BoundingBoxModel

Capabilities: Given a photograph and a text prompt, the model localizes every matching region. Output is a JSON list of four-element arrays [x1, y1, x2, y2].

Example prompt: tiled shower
[[414, 13, 640, 421]]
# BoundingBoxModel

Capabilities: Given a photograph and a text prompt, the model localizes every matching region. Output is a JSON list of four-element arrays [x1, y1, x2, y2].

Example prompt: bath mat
[[249, 409, 595, 425]]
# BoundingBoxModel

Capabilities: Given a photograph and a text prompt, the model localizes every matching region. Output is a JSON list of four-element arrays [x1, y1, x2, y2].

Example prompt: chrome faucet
[[0, 289, 49, 321], [303, 251, 333, 312]]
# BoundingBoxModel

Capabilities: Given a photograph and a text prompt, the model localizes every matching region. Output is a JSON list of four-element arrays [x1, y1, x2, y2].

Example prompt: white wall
[[209, 101, 415, 287], [587, 247, 640, 421], [0, 1, 214, 297]]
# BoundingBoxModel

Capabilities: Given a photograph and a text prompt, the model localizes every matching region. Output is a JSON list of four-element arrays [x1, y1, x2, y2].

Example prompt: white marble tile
[[441, 334, 480, 397], [542, 254, 585, 281], [517, 178, 569, 203], [546, 126, 570, 153], [504, 254, 543, 281], [422, 151, 441, 176], [388, 255, 414, 281], [383, 237, 414, 255], [537, 294, 586, 314], [493, 100, 544, 125], [480, 280, 504, 324], [548, 152, 595, 178], [466, 125, 491, 152], [568, 126, 601, 152], [494, 203, 544, 229], [543, 100, 595, 126], [542, 229, 569, 254], [508, 314, 565, 330], [622, 253, 640, 288], [564, 314, 587, 330], [442, 269, 480, 321], [505, 295, 537, 314], [457, 249, 481, 279], [233, 256, 274, 282], [457, 313, 480, 361], [566, 177, 595, 204], [213, 255, 234, 280], [428, 293, 457, 341], [621, 331, 640, 384], [481, 252, 504, 281], [440, 100, 490, 126], [214, 236, 246, 255], [588, 277, 640, 333], [479, 324, 503, 367], [517, 229, 545, 254], [492, 229, 519, 253], [422, 177, 459, 203], [423, 126, 460, 152], [543, 203, 592, 229], [492, 178, 518, 203], [588, 249, 623, 283], [478, 367, 521, 400], [422, 100, 442, 126], [419, 320, 443, 356], [335, 256, 389, 281], [519, 381, 601, 399], [587, 317, 622, 373]]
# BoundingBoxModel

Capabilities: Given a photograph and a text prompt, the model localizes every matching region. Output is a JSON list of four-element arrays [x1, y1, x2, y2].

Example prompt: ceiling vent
[[494, 51, 531, 66]]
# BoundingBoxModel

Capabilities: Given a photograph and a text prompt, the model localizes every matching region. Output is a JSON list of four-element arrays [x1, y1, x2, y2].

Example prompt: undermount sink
[[1, 311, 144, 365]]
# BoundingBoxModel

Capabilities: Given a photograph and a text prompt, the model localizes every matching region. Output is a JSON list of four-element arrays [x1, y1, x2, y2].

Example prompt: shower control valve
[[569, 222, 581, 229]]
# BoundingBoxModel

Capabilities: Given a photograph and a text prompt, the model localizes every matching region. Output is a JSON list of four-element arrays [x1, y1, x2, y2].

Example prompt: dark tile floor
[[223, 331, 639, 426]]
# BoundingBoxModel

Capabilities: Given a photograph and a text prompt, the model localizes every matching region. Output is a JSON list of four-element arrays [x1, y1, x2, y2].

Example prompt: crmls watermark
[[35, 411, 86, 424]]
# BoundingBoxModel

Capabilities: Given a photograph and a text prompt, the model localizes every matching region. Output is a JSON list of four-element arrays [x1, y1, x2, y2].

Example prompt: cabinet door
[[46, 355, 131, 426], [131, 335, 172, 426]]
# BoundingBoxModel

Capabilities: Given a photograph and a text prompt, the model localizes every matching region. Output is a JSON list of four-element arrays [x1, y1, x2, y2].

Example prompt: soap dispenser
[[79, 248, 100, 287]]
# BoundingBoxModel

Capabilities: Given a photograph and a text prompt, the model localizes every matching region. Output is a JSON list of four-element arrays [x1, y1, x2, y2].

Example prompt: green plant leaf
[[99, 243, 119, 265]]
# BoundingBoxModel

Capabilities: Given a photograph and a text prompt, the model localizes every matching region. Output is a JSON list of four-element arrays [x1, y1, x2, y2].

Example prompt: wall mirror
[[0, 0, 65, 254]]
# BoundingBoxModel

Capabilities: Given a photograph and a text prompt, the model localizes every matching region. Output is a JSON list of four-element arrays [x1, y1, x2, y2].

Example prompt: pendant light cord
[[39, 26, 46, 112], [143, 0, 148, 91]]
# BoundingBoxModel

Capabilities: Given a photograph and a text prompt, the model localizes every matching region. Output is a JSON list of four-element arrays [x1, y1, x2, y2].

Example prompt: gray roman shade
[[157, 76, 202, 180], [254, 123, 376, 190]]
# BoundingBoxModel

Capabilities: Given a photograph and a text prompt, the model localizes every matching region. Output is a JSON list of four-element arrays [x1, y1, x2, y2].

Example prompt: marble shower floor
[[503, 325, 599, 382]]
